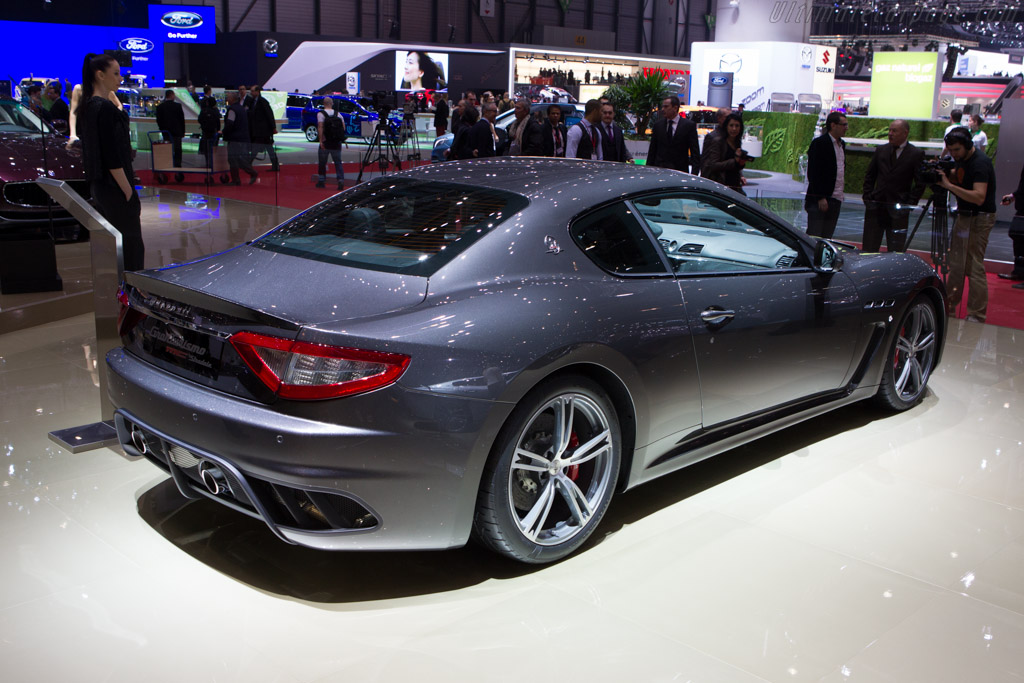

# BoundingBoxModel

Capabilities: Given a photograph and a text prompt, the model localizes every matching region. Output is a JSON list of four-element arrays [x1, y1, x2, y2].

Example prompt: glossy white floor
[[2, 320, 1024, 680]]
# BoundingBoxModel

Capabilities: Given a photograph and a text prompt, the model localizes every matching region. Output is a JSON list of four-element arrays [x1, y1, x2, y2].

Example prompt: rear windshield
[[252, 177, 528, 276]]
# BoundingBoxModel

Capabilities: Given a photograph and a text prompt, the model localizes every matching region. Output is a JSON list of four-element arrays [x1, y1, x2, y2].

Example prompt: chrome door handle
[[700, 308, 735, 325]]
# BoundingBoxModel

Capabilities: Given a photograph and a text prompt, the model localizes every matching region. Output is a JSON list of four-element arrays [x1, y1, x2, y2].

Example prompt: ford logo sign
[[710, 76, 728, 86], [119, 37, 154, 54], [161, 11, 204, 28]]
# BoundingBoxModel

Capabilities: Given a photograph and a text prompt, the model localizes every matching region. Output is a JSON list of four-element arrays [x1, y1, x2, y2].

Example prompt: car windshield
[[252, 177, 528, 276], [0, 100, 48, 134]]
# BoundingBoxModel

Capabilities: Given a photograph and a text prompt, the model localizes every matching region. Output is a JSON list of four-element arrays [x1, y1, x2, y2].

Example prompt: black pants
[[163, 133, 183, 169], [199, 135, 219, 169], [862, 200, 911, 252], [251, 137, 279, 168], [92, 180, 144, 271], [227, 140, 256, 182], [806, 197, 842, 239]]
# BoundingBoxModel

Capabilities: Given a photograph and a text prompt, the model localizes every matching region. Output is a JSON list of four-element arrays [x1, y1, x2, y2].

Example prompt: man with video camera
[[861, 120, 925, 252], [936, 127, 997, 323]]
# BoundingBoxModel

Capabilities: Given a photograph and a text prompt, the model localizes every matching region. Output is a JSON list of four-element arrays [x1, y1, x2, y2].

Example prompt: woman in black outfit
[[78, 53, 144, 271], [700, 112, 748, 194]]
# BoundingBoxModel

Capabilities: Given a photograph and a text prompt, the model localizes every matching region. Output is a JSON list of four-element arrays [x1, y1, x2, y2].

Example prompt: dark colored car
[[431, 102, 586, 162], [0, 97, 89, 241], [109, 159, 946, 564], [299, 95, 405, 143]]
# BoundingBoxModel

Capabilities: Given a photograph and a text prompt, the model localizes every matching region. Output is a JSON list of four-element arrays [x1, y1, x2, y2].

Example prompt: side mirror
[[813, 239, 843, 274]]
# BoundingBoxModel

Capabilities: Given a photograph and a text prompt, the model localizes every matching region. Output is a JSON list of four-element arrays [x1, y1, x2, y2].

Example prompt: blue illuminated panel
[[147, 5, 216, 44]]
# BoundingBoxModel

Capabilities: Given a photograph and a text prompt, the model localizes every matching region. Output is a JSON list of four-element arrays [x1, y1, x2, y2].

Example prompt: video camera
[[917, 155, 956, 185], [369, 90, 396, 118]]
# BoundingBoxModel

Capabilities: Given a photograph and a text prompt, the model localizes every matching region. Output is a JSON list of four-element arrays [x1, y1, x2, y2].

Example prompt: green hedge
[[741, 111, 819, 177]]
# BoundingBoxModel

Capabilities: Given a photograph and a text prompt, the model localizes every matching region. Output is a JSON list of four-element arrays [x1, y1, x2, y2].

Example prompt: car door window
[[570, 202, 669, 275], [633, 193, 806, 274], [337, 99, 356, 114]]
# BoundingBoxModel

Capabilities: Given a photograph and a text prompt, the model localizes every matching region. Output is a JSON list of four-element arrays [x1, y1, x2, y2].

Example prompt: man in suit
[[804, 111, 849, 239], [861, 119, 925, 252], [239, 85, 254, 112], [600, 101, 632, 163], [646, 96, 700, 174], [566, 99, 605, 160], [468, 102, 499, 158], [541, 104, 567, 158], [249, 85, 280, 172], [155, 89, 186, 170], [507, 99, 544, 156]]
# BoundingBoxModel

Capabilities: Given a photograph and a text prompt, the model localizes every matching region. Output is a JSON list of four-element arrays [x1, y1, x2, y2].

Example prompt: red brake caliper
[[566, 432, 580, 481], [894, 324, 905, 369]]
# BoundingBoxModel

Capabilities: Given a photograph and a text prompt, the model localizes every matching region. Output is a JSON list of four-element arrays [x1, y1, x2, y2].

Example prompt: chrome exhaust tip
[[198, 461, 227, 495], [130, 427, 149, 455]]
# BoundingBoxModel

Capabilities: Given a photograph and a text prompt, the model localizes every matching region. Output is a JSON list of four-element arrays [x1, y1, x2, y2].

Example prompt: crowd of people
[[804, 106, 1012, 323]]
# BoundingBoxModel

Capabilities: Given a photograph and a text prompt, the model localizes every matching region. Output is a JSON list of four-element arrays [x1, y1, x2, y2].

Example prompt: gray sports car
[[109, 159, 946, 563]]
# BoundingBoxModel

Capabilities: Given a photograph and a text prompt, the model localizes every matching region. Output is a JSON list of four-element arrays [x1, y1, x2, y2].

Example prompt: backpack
[[323, 110, 346, 144]]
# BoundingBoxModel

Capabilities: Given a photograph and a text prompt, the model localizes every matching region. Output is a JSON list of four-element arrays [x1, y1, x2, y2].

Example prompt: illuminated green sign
[[869, 52, 940, 119]]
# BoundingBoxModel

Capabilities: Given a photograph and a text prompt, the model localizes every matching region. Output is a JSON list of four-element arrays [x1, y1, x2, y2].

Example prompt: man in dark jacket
[[223, 90, 258, 185], [434, 94, 450, 137], [861, 119, 926, 252], [540, 105, 567, 158], [1000, 164, 1024, 286], [468, 102, 499, 158], [44, 82, 70, 135], [600, 101, 632, 163], [804, 112, 848, 239], [506, 99, 544, 156], [646, 96, 700, 174], [249, 85, 279, 171], [155, 90, 186, 169]]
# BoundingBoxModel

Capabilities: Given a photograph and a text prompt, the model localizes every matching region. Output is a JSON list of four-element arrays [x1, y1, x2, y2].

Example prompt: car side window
[[570, 202, 669, 275], [337, 99, 356, 114], [633, 193, 806, 274]]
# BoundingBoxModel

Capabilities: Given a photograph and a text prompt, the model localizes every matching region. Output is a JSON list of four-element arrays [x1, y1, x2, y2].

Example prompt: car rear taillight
[[229, 331, 410, 400], [116, 286, 145, 337]]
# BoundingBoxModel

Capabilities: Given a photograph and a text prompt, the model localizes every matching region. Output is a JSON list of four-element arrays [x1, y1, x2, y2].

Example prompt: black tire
[[304, 124, 319, 143], [155, 172, 168, 184], [219, 174, 230, 184], [474, 375, 621, 563], [874, 296, 939, 411], [174, 172, 184, 183]]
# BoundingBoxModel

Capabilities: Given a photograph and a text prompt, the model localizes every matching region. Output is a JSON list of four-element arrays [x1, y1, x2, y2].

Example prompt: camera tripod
[[356, 119, 403, 183], [904, 185, 950, 281]]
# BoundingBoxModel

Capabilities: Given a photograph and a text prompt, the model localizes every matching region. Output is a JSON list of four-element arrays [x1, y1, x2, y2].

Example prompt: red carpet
[[137, 165, 1024, 331], [137, 161, 433, 211]]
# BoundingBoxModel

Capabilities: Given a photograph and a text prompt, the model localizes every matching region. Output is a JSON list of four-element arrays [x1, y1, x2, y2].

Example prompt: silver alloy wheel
[[893, 302, 937, 402], [304, 124, 319, 142], [507, 393, 614, 546]]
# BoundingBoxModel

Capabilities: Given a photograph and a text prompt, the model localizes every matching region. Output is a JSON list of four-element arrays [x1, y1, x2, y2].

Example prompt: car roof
[[393, 158, 718, 205]]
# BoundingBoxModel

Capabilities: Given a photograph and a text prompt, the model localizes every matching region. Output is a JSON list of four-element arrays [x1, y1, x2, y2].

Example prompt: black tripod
[[356, 119, 403, 183], [905, 186, 950, 281]]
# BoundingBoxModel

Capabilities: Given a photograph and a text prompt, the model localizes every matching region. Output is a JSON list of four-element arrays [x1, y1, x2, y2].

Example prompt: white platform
[[2, 313, 1023, 681]]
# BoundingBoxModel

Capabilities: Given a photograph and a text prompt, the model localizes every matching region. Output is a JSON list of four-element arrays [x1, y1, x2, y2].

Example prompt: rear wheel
[[474, 376, 620, 563], [874, 296, 938, 411], [304, 124, 319, 142]]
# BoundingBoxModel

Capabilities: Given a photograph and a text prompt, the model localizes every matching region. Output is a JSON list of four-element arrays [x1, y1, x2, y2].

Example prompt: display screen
[[394, 51, 448, 92], [869, 52, 941, 119]]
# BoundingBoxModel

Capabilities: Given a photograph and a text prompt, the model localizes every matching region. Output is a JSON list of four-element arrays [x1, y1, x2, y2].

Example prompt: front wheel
[[874, 296, 939, 411], [304, 124, 319, 142], [474, 376, 620, 563]]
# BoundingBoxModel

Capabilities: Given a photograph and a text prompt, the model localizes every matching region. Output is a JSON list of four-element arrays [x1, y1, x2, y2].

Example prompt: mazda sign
[[161, 11, 204, 28], [718, 54, 742, 73]]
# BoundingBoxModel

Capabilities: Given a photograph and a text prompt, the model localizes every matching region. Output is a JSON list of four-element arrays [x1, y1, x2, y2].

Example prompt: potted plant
[[604, 72, 669, 164]]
